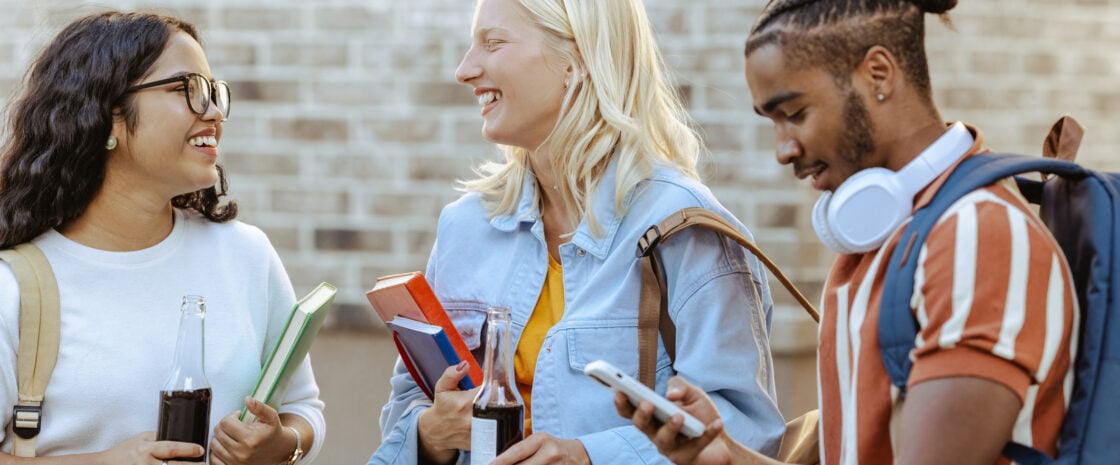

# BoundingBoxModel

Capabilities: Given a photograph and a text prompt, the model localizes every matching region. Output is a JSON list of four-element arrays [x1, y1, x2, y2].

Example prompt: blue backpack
[[878, 152, 1120, 464]]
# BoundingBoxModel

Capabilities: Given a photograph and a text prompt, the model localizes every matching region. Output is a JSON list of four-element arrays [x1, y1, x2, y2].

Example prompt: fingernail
[[667, 377, 683, 396], [457, 361, 468, 371]]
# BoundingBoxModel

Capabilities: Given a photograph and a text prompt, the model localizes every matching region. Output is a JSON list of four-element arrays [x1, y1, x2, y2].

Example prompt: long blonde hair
[[461, 0, 702, 236]]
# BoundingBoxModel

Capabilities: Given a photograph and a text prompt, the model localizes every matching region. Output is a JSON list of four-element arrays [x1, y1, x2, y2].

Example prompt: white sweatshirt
[[0, 210, 325, 461]]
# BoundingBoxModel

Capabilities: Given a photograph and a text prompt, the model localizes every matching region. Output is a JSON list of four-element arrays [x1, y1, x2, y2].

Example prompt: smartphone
[[584, 359, 705, 438]]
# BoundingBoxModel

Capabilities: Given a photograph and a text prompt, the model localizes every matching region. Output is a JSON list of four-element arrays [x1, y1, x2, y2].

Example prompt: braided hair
[[745, 0, 957, 99]]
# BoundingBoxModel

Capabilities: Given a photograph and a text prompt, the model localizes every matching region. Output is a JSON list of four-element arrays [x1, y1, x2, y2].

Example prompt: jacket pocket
[[443, 300, 489, 351], [563, 320, 673, 378]]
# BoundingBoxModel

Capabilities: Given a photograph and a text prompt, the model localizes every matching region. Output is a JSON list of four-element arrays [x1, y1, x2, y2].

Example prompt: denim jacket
[[369, 161, 785, 464]]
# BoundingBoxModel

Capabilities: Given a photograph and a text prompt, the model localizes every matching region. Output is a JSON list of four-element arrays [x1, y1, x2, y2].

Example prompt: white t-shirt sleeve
[[261, 239, 326, 462]]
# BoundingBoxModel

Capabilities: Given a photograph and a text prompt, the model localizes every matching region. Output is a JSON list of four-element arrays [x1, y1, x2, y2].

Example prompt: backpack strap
[[0, 243, 61, 458], [1042, 115, 1083, 163], [636, 207, 819, 388], [878, 153, 1088, 396], [1001, 441, 1055, 465]]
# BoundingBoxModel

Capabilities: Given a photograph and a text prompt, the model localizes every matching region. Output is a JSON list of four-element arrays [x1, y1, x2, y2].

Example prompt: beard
[[837, 90, 876, 170]]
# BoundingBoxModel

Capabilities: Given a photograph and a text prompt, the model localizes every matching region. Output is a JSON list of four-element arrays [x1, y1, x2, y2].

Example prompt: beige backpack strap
[[0, 243, 61, 457], [636, 207, 819, 388]]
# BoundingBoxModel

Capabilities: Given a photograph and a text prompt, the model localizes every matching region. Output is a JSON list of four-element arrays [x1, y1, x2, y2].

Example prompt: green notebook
[[240, 282, 337, 423]]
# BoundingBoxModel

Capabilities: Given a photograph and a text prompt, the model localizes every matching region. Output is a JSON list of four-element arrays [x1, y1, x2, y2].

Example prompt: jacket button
[[577, 248, 586, 257]]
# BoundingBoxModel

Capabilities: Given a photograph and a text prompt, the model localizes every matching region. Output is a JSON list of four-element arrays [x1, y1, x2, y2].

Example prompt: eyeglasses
[[125, 73, 231, 121]]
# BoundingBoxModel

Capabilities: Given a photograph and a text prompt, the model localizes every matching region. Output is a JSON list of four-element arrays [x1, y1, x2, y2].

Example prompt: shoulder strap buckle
[[13, 404, 42, 439], [636, 225, 662, 258]]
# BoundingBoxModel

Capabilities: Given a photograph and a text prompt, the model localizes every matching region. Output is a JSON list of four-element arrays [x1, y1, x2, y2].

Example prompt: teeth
[[189, 136, 218, 147], [478, 91, 500, 106]]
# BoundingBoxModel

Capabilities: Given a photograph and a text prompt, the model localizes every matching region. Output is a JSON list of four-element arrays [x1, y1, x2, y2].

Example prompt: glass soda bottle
[[471, 306, 524, 464], [156, 295, 212, 462]]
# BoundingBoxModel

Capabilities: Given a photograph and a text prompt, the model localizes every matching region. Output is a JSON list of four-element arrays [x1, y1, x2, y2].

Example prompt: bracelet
[[284, 425, 304, 465]]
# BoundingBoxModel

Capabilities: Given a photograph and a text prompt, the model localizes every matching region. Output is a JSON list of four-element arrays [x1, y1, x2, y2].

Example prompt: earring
[[876, 93, 885, 102], [105, 135, 118, 150]]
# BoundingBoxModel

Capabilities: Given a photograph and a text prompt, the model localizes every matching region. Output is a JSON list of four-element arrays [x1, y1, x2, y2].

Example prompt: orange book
[[367, 272, 483, 398]]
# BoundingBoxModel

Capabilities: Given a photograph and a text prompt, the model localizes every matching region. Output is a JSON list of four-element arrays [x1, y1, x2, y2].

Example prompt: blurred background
[[2, 0, 1118, 463]]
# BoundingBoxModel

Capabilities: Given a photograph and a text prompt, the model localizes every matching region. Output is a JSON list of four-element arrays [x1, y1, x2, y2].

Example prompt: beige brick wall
[[3, 0, 1119, 463]]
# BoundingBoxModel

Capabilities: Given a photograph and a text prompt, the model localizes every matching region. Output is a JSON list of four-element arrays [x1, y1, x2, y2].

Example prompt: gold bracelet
[[284, 425, 304, 465]]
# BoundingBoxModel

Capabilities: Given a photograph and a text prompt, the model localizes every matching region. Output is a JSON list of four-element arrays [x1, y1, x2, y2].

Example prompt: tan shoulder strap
[[1042, 115, 1083, 162], [0, 243, 61, 457], [636, 207, 819, 388]]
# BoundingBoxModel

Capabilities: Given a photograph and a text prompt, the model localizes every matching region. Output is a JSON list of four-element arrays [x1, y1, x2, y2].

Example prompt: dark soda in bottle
[[471, 306, 524, 464], [471, 404, 523, 455], [156, 295, 211, 462]]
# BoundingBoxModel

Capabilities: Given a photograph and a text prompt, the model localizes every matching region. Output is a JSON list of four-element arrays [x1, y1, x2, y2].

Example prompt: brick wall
[[4, 0, 1117, 323], [3, 0, 1119, 462]]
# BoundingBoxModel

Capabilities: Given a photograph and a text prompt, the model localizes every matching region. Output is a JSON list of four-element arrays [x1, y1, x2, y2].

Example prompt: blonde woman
[[369, 0, 784, 464]]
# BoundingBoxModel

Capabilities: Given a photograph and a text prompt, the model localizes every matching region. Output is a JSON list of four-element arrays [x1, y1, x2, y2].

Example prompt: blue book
[[386, 317, 475, 398]]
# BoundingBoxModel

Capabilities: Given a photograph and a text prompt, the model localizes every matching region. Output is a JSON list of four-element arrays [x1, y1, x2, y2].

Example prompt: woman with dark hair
[[0, 11, 324, 465]]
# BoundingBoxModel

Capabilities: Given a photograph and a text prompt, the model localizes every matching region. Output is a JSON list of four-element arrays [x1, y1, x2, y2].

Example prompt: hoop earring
[[105, 136, 118, 150]]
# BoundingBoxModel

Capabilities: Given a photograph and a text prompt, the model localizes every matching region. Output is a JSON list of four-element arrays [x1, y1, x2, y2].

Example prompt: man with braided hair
[[615, 1, 1077, 464]]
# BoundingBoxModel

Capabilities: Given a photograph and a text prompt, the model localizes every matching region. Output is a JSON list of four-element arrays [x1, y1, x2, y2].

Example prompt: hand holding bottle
[[417, 361, 478, 464], [96, 432, 205, 465], [490, 432, 590, 465]]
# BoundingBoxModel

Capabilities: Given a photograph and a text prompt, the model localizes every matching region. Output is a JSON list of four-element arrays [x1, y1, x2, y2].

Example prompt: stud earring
[[105, 135, 118, 150], [876, 93, 885, 102]]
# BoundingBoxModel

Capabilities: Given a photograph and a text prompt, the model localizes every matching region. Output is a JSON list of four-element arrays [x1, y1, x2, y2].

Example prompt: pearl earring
[[876, 93, 885, 102], [105, 135, 118, 150]]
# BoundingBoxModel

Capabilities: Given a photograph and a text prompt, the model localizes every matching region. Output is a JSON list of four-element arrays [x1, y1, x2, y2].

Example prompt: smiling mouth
[[794, 163, 825, 180], [478, 90, 502, 106], [189, 135, 217, 148]]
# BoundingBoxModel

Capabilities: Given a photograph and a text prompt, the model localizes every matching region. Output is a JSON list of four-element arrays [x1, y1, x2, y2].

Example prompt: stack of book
[[366, 272, 482, 399]]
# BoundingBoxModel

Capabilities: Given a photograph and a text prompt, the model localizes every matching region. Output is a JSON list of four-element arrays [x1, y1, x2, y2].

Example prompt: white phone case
[[584, 360, 705, 438]]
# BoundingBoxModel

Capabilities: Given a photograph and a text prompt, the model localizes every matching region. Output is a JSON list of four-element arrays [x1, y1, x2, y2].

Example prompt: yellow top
[[514, 254, 565, 434]]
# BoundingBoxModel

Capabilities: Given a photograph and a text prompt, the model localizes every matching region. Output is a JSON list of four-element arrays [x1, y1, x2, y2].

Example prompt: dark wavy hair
[[0, 11, 237, 249], [745, 0, 958, 103]]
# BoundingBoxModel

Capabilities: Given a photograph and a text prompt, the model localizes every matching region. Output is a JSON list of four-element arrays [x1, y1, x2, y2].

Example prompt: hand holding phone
[[584, 360, 705, 438]]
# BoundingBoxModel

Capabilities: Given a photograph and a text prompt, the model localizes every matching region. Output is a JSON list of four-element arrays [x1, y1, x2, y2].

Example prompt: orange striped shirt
[[818, 127, 1077, 465]]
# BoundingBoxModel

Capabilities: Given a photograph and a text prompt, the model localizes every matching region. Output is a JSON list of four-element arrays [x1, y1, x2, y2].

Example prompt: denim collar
[[489, 157, 634, 260]]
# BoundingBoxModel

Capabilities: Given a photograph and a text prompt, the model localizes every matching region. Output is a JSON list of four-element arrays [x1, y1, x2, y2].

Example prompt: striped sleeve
[[906, 185, 1076, 403]]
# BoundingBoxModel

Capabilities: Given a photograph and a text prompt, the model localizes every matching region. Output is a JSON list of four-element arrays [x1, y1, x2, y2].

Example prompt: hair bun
[[910, 0, 957, 14]]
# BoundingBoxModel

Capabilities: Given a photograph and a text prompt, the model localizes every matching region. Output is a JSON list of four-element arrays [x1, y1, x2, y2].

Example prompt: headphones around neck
[[812, 122, 972, 254]]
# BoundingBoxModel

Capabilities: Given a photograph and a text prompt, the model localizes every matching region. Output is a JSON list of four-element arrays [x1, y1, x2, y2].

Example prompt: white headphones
[[812, 122, 972, 254]]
